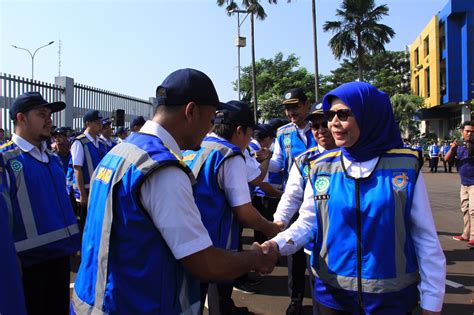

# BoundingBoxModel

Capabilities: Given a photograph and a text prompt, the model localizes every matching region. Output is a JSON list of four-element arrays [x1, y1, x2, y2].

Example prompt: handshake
[[248, 240, 280, 275]]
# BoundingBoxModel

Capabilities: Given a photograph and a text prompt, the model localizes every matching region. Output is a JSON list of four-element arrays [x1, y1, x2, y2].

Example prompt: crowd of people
[[4, 67, 473, 315]]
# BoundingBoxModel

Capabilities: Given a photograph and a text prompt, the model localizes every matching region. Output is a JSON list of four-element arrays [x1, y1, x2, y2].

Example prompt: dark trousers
[[316, 303, 413, 315], [429, 157, 439, 172], [443, 159, 453, 173], [252, 196, 279, 244], [200, 282, 235, 315], [288, 247, 306, 303], [22, 256, 70, 315], [306, 254, 319, 315]]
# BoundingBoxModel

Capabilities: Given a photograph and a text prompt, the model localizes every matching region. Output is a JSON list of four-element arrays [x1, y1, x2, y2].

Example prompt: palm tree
[[323, 0, 395, 81], [391, 94, 424, 138], [217, 0, 277, 122]]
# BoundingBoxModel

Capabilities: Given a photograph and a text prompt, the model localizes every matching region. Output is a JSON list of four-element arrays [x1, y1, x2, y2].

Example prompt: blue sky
[[1, 0, 448, 103]]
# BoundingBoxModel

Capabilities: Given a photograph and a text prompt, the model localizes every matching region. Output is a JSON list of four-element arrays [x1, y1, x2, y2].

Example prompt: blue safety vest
[[308, 148, 421, 314], [67, 134, 107, 198], [73, 133, 200, 315], [276, 123, 317, 183], [0, 141, 80, 267], [250, 140, 284, 198], [429, 145, 440, 157], [0, 204, 27, 315], [183, 136, 242, 251]]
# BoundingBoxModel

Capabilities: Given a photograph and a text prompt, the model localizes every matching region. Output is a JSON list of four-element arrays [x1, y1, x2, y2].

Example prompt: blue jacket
[[276, 123, 317, 183], [308, 148, 421, 314], [73, 133, 200, 314], [183, 136, 242, 251], [0, 141, 80, 267], [67, 134, 107, 199]]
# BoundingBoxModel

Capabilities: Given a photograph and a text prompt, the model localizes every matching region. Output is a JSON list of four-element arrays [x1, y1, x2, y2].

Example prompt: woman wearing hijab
[[263, 82, 445, 315]]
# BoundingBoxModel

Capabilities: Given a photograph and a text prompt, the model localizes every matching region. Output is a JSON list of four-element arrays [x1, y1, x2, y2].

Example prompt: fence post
[[55, 76, 74, 127], [148, 97, 156, 118]]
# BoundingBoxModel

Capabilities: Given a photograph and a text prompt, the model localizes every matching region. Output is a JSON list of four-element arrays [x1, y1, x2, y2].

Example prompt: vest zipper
[[355, 179, 364, 313]]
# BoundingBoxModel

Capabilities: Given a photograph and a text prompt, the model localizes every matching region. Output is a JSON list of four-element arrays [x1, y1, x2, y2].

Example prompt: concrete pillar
[[461, 103, 471, 123], [55, 76, 74, 128]]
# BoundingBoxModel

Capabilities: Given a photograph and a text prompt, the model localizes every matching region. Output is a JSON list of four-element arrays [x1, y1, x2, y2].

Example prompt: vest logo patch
[[392, 172, 409, 190], [284, 137, 291, 146], [96, 166, 113, 184], [303, 165, 309, 178], [315, 194, 330, 200], [10, 159, 23, 172], [182, 154, 196, 162], [315, 176, 330, 193]]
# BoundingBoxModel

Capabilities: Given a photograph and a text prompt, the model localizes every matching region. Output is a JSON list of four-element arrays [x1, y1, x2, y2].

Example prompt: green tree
[[391, 94, 424, 137], [237, 53, 316, 120], [259, 95, 286, 121], [323, 0, 395, 81]]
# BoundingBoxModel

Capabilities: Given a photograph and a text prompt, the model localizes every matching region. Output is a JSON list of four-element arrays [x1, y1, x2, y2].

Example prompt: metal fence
[[0, 73, 154, 135]]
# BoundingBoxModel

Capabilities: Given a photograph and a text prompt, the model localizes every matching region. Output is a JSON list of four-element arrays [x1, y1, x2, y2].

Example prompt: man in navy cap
[[130, 115, 146, 133], [268, 88, 317, 315], [0, 92, 80, 314], [73, 69, 278, 315], [67, 109, 107, 229], [51, 127, 72, 174], [183, 100, 281, 314], [99, 118, 118, 151]]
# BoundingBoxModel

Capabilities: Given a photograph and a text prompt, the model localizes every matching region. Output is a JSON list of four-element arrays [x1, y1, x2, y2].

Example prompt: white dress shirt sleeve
[[410, 174, 446, 312], [272, 181, 316, 256], [218, 155, 252, 207], [273, 164, 305, 226], [70, 140, 84, 167], [269, 139, 284, 173], [139, 165, 213, 260], [244, 149, 261, 182]]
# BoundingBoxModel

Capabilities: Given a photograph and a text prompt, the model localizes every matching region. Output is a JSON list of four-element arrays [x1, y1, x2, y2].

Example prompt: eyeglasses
[[324, 109, 353, 122], [310, 121, 328, 130]]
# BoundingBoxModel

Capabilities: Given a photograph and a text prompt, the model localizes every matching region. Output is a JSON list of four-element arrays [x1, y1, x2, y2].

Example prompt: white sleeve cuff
[[173, 236, 213, 260], [420, 294, 444, 313], [272, 232, 298, 256]]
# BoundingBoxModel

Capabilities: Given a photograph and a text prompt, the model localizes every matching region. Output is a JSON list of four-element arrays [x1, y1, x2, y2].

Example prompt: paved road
[[228, 165, 474, 315], [71, 165, 474, 314]]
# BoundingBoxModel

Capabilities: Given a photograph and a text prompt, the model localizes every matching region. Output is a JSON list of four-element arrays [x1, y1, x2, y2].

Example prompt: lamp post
[[229, 9, 250, 101], [11, 41, 55, 80]]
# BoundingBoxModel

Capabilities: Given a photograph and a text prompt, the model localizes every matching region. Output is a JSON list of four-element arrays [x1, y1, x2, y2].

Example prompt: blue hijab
[[322, 82, 403, 162]]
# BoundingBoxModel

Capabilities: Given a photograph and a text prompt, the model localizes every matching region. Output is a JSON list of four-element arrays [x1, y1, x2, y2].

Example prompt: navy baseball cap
[[156, 68, 221, 107], [102, 118, 112, 126], [214, 100, 255, 128], [116, 127, 128, 135], [282, 88, 307, 105], [10, 92, 66, 120], [306, 103, 324, 121], [268, 118, 289, 131], [52, 127, 68, 136], [254, 123, 276, 139], [131, 116, 146, 128], [83, 110, 103, 124]]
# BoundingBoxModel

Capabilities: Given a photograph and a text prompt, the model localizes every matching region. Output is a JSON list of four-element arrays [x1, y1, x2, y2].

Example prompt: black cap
[[156, 68, 220, 107], [254, 123, 276, 139], [282, 88, 307, 105], [102, 118, 112, 126], [268, 118, 289, 131], [116, 127, 128, 135], [10, 92, 66, 120], [52, 127, 68, 136], [83, 110, 103, 124], [214, 100, 255, 128], [131, 116, 146, 128], [305, 103, 324, 121]]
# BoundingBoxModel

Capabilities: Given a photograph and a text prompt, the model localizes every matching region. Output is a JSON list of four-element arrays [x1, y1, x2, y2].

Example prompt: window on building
[[424, 36, 430, 57], [425, 67, 431, 97], [414, 48, 419, 65], [415, 75, 420, 96]]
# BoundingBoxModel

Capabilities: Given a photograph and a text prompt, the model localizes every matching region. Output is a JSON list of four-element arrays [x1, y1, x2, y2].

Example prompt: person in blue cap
[[67, 109, 107, 230], [0, 91, 80, 314], [263, 82, 446, 315], [72, 69, 278, 315], [99, 117, 118, 151], [130, 115, 146, 133], [116, 126, 128, 143], [268, 88, 318, 315], [51, 127, 71, 174]]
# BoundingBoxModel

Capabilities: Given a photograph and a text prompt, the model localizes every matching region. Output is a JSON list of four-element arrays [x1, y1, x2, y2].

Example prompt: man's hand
[[249, 242, 278, 274], [275, 221, 285, 231], [421, 309, 440, 315], [265, 222, 282, 238], [260, 240, 279, 255], [255, 148, 271, 163], [450, 140, 458, 150], [79, 193, 88, 208]]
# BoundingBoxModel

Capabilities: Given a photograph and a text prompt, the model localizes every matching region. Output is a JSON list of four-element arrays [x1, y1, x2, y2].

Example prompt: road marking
[[446, 279, 463, 288], [70, 283, 75, 289]]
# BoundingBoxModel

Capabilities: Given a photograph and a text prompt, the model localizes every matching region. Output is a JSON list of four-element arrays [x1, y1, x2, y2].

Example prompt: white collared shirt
[[12, 134, 49, 163], [70, 131, 100, 167], [272, 154, 446, 312], [138, 120, 212, 259]]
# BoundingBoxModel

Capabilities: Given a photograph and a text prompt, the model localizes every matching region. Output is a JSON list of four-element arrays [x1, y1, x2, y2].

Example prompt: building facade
[[410, 0, 474, 140]]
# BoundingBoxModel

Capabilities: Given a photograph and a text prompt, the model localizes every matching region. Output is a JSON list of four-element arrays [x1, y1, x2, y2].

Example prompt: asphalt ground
[[70, 164, 474, 314]]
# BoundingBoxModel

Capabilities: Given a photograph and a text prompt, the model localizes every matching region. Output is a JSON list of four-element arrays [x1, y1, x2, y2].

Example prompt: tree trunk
[[357, 32, 363, 81], [251, 12, 258, 122], [311, 0, 319, 101]]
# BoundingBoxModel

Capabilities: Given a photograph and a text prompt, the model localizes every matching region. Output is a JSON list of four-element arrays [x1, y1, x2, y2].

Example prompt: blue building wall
[[438, 0, 474, 104]]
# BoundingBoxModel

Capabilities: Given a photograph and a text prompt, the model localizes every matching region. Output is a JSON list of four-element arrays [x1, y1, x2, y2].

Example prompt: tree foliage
[[323, 0, 395, 81], [391, 94, 424, 137]]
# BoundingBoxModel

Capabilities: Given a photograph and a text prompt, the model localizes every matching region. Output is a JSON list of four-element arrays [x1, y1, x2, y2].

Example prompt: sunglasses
[[324, 109, 353, 122], [310, 121, 328, 130]]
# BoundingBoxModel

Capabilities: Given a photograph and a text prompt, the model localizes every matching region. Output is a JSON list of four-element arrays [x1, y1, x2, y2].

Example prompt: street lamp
[[229, 9, 250, 101], [11, 41, 55, 80]]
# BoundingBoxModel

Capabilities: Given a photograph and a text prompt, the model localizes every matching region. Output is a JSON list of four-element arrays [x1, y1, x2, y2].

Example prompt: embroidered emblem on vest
[[303, 165, 309, 178], [10, 159, 23, 172], [315, 176, 330, 193], [284, 137, 291, 146], [96, 166, 113, 183], [392, 172, 409, 190], [182, 153, 196, 162]]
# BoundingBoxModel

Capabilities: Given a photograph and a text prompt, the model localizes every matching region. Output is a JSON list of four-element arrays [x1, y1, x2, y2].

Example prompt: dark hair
[[461, 121, 474, 130], [212, 124, 249, 141], [254, 130, 271, 142]]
